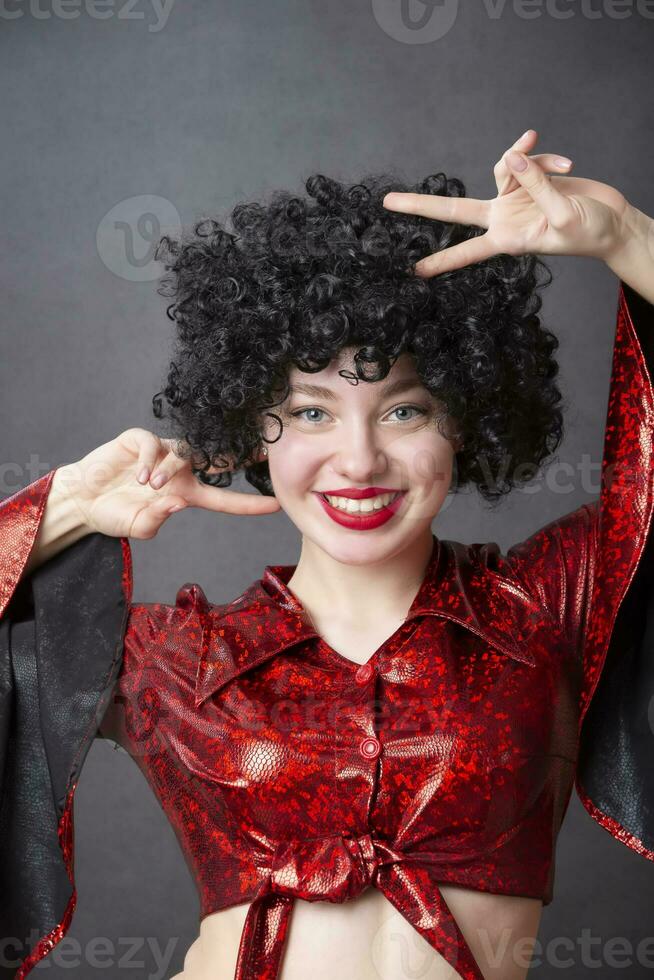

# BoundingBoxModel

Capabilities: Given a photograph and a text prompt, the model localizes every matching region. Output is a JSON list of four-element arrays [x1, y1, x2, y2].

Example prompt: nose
[[332, 422, 387, 483]]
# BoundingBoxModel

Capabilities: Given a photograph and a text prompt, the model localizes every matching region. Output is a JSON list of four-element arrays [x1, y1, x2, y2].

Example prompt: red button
[[355, 662, 374, 684], [359, 736, 380, 760]]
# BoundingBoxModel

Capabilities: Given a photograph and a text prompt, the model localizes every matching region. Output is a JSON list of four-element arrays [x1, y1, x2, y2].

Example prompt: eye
[[290, 407, 329, 424], [386, 404, 428, 422], [289, 404, 428, 426]]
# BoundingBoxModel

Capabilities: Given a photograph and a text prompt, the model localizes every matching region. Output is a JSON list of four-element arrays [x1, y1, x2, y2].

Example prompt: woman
[[1, 129, 653, 980]]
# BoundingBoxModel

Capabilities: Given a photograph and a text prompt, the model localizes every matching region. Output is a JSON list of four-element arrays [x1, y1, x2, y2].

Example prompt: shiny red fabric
[[100, 283, 654, 979], [2, 282, 653, 979]]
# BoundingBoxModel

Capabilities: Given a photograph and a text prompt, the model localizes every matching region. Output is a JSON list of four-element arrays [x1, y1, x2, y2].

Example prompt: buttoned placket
[[331, 618, 423, 835]]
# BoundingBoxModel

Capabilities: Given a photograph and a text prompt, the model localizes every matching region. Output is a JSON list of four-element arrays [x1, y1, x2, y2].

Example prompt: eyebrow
[[287, 378, 427, 401]]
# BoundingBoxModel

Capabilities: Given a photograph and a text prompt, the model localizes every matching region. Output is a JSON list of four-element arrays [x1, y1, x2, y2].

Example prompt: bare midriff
[[170, 885, 543, 980]]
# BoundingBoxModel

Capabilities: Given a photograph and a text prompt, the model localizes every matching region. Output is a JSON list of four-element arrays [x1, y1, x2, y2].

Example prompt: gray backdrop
[[2, 1, 653, 977]]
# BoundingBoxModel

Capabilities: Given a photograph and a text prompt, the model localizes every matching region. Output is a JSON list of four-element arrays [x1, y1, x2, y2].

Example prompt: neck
[[286, 528, 435, 628]]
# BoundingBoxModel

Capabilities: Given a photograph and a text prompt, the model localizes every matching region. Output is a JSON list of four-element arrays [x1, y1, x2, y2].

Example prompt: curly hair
[[151, 170, 563, 505]]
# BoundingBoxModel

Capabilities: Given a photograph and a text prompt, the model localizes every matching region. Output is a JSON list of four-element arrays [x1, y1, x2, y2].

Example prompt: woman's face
[[260, 347, 459, 566]]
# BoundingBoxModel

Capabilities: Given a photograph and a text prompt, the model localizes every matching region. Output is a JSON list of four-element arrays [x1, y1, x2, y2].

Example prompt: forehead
[[286, 348, 424, 394]]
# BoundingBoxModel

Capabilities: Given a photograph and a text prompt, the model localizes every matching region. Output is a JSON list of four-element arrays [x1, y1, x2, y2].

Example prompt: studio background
[[2, 1, 653, 977]]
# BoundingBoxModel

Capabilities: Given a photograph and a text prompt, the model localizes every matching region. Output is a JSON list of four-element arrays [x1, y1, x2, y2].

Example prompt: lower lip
[[315, 492, 407, 530]]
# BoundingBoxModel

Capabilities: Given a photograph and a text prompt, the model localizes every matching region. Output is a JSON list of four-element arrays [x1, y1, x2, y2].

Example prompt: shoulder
[[125, 585, 216, 654], [503, 499, 598, 601], [128, 582, 213, 630], [109, 579, 261, 721], [483, 499, 598, 579], [439, 500, 597, 586], [124, 578, 262, 656], [430, 501, 599, 668], [477, 499, 599, 643]]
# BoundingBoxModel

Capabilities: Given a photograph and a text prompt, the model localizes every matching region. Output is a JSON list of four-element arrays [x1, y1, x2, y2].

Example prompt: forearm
[[24, 465, 93, 575], [604, 203, 654, 305]]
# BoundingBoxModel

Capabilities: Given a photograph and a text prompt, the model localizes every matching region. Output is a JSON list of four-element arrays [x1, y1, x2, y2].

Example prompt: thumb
[[132, 494, 188, 539]]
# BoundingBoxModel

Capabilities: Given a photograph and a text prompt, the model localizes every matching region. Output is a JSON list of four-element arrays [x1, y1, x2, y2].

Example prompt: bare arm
[[23, 465, 93, 576], [20, 427, 280, 579]]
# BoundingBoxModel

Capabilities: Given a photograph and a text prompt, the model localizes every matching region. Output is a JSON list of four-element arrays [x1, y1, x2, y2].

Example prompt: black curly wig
[[151, 170, 563, 505]]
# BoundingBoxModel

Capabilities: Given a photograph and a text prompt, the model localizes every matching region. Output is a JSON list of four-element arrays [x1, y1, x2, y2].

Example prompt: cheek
[[392, 434, 454, 494], [266, 432, 322, 494]]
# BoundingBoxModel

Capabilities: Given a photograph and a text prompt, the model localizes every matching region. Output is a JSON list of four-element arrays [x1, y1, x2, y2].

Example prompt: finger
[[504, 151, 575, 228], [133, 431, 171, 484], [383, 192, 491, 230], [147, 441, 191, 489], [382, 130, 536, 222], [495, 151, 573, 196], [186, 483, 282, 516], [121, 428, 181, 486], [414, 233, 498, 278], [494, 129, 539, 194]]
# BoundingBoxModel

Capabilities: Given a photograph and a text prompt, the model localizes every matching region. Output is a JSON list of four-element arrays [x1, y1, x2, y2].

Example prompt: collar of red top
[[194, 534, 547, 707]]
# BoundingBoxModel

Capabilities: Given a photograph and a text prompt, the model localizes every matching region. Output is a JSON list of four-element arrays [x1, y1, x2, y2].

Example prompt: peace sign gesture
[[52, 427, 280, 542], [382, 130, 630, 278]]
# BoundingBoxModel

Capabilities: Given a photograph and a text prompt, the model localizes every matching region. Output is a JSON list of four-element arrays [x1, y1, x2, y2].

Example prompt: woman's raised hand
[[55, 427, 280, 540], [382, 129, 630, 277]]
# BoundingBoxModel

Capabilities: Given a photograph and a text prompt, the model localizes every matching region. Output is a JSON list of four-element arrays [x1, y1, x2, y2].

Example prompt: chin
[[303, 518, 430, 567], [323, 539, 394, 565]]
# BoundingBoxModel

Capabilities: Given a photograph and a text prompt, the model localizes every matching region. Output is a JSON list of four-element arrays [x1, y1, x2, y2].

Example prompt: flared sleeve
[[575, 281, 654, 859], [0, 470, 132, 978], [501, 281, 654, 862]]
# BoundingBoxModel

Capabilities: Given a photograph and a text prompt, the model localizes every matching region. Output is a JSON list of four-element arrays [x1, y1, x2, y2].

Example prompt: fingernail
[[554, 156, 572, 169], [167, 504, 183, 513], [520, 130, 532, 140], [151, 473, 166, 489], [137, 467, 149, 484], [507, 151, 528, 171]]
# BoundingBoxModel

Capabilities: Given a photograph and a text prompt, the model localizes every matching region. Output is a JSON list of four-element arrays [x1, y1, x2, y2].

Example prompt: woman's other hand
[[382, 129, 632, 278], [54, 427, 280, 540]]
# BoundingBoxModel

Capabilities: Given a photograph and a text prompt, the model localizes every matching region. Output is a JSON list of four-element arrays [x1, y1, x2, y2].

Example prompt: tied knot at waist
[[268, 832, 405, 903], [237, 835, 490, 980]]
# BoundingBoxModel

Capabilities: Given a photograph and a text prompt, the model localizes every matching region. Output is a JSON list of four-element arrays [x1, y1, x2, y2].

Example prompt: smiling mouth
[[319, 490, 403, 514]]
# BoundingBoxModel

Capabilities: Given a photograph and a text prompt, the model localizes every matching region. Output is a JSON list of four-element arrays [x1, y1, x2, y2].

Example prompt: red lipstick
[[314, 489, 407, 530]]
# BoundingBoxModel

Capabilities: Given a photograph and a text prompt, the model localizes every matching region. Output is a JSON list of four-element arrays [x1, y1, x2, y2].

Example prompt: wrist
[[604, 202, 650, 259], [50, 464, 94, 535], [603, 203, 654, 305]]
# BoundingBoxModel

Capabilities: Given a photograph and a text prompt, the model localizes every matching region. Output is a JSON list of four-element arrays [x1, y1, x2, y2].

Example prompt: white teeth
[[323, 491, 401, 513]]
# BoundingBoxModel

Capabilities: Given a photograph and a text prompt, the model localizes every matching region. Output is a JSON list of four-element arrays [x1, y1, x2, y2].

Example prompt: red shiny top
[[96, 284, 654, 979], [2, 284, 653, 980]]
